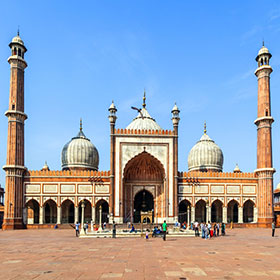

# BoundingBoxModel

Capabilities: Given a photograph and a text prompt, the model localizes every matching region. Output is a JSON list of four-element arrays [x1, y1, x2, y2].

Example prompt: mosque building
[[2, 33, 276, 230]]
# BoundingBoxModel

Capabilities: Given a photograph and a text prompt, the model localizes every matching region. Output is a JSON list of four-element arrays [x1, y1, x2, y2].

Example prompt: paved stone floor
[[0, 228, 279, 279]]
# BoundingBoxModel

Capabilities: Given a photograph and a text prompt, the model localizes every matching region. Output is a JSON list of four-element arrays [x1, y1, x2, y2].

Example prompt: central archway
[[123, 151, 165, 223], [134, 190, 154, 223]]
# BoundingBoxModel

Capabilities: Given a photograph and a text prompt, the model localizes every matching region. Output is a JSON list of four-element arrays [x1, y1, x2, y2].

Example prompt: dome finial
[[262, 39, 264, 47], [143, 89, 146, 108], [80, 118, 83, 131], [17, 26, 20, 36], [204, 121, 207, 134]]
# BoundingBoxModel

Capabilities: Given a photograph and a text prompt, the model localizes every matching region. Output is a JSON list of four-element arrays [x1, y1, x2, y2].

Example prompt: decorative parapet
[[25, 170, 111, 178], [114, 128, 174, 136], [178, 171, 257, 179]]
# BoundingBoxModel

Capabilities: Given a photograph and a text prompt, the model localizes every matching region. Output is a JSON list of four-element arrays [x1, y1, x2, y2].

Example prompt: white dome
[[188, 133, 223, 172], [258, 46, 269, 56], [126, 107, 161, 130], [61, 129, 99, 170], [12, 35, 24, 45]]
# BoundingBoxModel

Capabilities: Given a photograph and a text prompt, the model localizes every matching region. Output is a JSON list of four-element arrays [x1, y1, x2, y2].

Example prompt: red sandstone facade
[[2, 35, 276, 229]]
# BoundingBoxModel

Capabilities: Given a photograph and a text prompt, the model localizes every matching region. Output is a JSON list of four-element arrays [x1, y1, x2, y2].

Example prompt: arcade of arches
[[25, 198, 109, 225], [177, 199, 256, 224], [25, 196, 256, 225], [122, 151, 165, 224]]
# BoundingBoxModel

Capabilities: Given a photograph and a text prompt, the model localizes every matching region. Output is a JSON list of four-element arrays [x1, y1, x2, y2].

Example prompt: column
[[206, 206, 210, 222], [191, 206, 195, 223], [74, 206, 79, 223], [23, 207, 27, 225], [80, 201, 85, 235], [187, 206, 190, 225], [238, 206, 243, 223], [222, 206, 227, 223], [98, 205, 103, 232], [92, 205, 96, 223], [253, 207, 258, 223], [57, 205, 61, 224], [39, 206, 44, 224]]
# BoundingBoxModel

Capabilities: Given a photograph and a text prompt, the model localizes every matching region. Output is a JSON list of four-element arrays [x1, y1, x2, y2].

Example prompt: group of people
[[193, 221, 226, 239]]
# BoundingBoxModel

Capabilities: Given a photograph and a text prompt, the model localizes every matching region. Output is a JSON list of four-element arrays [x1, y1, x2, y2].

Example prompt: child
[[145, 229, 149, 240]]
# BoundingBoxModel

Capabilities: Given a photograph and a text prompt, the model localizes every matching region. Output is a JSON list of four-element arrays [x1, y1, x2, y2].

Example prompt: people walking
[[75, 221, 80, 237], [201, 222, 205, 239], [272, 221, 276, 237], [112, 221, 116, 238], [221, 222, 226, 236], [162, 220, 167, 241], [217, 223, 220, 236], [85, 222, 88, 234], [194, 221, 199, 237]]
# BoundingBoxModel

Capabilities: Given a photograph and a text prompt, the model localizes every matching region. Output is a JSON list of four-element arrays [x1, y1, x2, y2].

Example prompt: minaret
[[254, 43, 275, 227], [2, 33, 28, 230], [172, 103, 180, 220], [108, 101, 117, 223]]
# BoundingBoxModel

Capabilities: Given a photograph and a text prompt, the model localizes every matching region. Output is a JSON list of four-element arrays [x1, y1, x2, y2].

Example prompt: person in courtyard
[[272, 221, 276, 237], [213, 223, 217, 237], [221, 222, 226, 236], [112, 221, 116, 238], [201, 222, 205, 238], [145, 229, 149, 240], [84, 222, 88, 234], [194, 221, 199, 237], [130, 224, 136, 233], [217, 223, 220, 236], [75, 221, 80, 237], [162, 220, 167, 241], [207, 221, 212, 238], [103, 222, 106, 230]]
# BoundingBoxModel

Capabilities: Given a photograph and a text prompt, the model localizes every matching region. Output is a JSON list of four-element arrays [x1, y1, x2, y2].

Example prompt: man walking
[[272, 221, 276, 237], [162, 220, 167, 241], [112, 221, 116, 238], [75, 221, 80, 237]]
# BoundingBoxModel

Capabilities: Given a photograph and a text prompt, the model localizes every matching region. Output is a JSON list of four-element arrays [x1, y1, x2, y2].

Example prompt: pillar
[[57, 206, 61, 224], [74, 206, 79, 223], [92, 205, 96, 223], [80, 201, 85, 235], [187, 206, 190, 225], [238, 206, 243, 223], [39, 206, 44, 225], [223, 207, 227, 223], [253, 207, 258, 223], [206, 206, 210, 222], [191, 206, 195, 223]]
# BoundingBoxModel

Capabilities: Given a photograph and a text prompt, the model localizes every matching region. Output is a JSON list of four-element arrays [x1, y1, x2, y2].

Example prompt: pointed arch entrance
[[123, 151, 165, 224], [134, 190, 154, 223]]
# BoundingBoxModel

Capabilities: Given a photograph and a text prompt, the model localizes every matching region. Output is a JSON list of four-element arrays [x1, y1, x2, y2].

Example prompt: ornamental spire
[[204, 121, 207, 134], [143, 89, 146, 108], [80, 118, 83, 131]]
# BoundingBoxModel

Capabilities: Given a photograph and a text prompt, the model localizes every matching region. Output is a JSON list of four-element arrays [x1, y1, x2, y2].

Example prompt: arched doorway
[[195, 200, 206, 223], [78, 200, 92, 223], [211, 200, 223, 223], [95, 200, 109, 224], [243, 200, 254, 223], [227, 200, 239, 223], [134, 190, 154, 223], [44, 199, 57, 224], [178, 200, 191, 224], [61, 199, 74, 223], [123, 151, 165, 223], [26, 199, 39, 224]]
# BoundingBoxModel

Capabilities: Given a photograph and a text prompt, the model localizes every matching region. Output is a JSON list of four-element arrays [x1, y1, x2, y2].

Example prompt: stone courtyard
[[0, 228, 279, 279]]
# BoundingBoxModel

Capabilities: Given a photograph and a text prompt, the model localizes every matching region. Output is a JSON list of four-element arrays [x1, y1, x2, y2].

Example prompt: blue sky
[[1, 1, 280, 187]]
